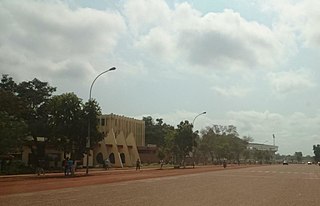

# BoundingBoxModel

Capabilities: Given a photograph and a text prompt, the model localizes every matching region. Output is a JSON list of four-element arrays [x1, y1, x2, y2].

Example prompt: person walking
[[63, 157, 69, 176], [104, 158, 110, 170], [223, 159, 227, 168], [36, 159, 45, 176], [67, 158, 73, 176], [136, 158, 141, 171], [160, 159, 164, 169]]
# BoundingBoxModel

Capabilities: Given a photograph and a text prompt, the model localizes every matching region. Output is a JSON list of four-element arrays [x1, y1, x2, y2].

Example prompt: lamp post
[[86, 67, 116, 175], [192, 111, 206, 168]]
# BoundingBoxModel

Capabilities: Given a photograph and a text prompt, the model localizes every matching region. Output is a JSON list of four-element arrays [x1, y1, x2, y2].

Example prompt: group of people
[[63, 157, 76, 176]]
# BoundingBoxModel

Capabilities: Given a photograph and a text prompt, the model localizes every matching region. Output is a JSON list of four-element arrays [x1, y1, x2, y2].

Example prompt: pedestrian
[[71, 160, 77, 176], [36, 159, 45, 176], [136, 158, 141, 171], [67, 158, 73, 176], [160, 159, 164, 169], [63, 157, 69, 176], [223, 159, 227, 168], [104, 158, 110, 170]]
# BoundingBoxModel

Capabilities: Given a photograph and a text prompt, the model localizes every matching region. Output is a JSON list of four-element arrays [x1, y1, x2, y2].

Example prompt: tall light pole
[[86, 67, 116, 175], [192, 111, 206, 168]]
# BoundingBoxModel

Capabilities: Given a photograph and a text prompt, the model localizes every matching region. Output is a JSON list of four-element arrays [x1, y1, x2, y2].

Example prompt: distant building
[[138, 145, 158, 164], [247, 143, 278, 152]]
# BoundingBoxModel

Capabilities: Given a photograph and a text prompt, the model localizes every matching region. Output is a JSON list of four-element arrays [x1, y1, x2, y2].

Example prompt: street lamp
[[192, 111, 206, 168], [86, 67, 116, 175]]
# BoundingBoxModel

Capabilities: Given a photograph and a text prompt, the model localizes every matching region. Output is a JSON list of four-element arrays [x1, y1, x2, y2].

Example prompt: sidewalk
[[0, 165, 168, 179]]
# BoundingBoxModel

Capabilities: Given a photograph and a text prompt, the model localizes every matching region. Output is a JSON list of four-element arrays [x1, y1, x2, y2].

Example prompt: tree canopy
[[313, 145, 320, 162], [0, 75, 102, 163]]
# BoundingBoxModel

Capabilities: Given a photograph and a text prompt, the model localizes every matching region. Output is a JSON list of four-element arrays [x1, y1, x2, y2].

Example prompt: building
[[246, 143, 278, 163], [86, 114, 145, 168], [247, 143, 278, 152], [15, 114, 145, 169], [99, 113, 145, 147]]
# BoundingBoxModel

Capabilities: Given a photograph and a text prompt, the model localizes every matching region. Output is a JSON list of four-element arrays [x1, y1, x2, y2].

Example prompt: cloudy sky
[[1, 0, 320, 155]]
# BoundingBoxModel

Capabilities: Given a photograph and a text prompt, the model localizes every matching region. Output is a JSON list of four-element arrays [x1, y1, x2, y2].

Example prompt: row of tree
[[0, 75, 102, 166], [143, 116, 255, 165], [144, 116, 320, 165]]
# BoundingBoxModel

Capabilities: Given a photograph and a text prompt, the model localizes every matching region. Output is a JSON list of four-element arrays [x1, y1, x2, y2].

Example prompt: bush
[[0, 160, 34, 175]]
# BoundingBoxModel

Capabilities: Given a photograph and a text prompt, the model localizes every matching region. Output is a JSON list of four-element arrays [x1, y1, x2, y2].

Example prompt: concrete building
[[89, 114, 145, 168]]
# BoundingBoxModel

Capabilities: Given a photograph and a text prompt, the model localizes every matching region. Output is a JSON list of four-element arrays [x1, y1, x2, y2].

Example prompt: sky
[[1, 0, 320, 155]]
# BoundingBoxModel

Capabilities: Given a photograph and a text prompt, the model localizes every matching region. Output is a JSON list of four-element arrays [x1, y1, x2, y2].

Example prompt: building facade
[[88, 114, 146, 168], [98, 114, 145, 147]]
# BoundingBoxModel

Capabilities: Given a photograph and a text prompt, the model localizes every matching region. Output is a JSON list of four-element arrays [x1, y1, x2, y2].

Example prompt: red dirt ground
[[0, 164, 259, 196]]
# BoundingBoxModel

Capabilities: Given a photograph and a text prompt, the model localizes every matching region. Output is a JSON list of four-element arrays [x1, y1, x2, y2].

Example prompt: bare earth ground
[[0, 164, 257, 196]]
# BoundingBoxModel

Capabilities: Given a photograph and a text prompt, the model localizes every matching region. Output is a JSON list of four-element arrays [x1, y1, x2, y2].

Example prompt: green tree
[[199, 125, 247, 164], [242, 136, 254, 143], [0, 112, 27, 155], [313, 144, 320, 162], [0, 75, 28, 156], [47, 93, 103, 160], [143, 116, 175, 162], [199, 127, 218, 163], [143, 116, 155, 145], [162, 128, 176, 163], [143, 116, 173, 147], [294, 152, 303, 163], [15, 78, 56, 164], [173, 120, 195, 165]]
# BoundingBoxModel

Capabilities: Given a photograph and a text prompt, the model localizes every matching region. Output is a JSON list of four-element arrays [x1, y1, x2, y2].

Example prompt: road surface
[[1, 164, 319, 206]]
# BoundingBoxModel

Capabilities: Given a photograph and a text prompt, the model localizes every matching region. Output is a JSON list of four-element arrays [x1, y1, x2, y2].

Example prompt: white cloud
[[0, 0, 126, 81], [136, 110, 209, 128], [123, 0, 171, 37], [226, 110, 320, 155], [268, 70, 315, 94], [135, 27, 177, 61], [261, 0, 320, 48], [212, 85, 252, 97], [176, 9, 283, 70], [124, 0, 286, 73]]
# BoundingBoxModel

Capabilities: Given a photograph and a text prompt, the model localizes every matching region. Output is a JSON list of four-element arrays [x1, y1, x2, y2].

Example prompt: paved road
[[1, 164, 319, 206]]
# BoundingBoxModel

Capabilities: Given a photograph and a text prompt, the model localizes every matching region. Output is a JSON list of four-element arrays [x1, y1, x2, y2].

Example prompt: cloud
[[268, 70, 315, 94], [123, 0, 171, 37], [176, 9, 283, 70], [136, 110, 210, 128], [0, 0, 126, 81], [227, 110, 320, 155], [135, 27, 177, 61], [261, 0, 320, 48], [212, 85, 252, 97], [125, 1, 286, 72]]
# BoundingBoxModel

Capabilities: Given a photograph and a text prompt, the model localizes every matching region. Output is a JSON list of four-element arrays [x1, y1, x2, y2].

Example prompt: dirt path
[[0, 164, 259, 196]]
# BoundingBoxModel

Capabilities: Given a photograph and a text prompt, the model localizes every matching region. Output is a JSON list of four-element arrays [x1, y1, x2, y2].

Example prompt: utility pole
[[273, 134, 275, 146]]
